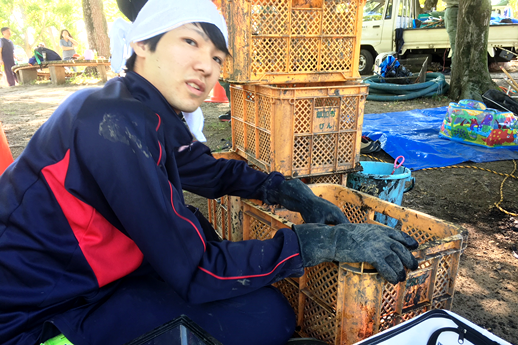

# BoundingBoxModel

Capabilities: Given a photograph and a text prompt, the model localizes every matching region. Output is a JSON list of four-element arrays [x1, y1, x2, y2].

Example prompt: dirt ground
[[1, 74, 517, 344]]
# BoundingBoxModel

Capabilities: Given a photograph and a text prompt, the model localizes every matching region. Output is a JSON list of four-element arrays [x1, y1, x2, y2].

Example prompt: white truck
[[359, 0, 518, 74]]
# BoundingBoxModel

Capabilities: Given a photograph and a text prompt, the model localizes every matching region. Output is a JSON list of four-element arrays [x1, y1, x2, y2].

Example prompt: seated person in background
[[28, 46, 62, 65]]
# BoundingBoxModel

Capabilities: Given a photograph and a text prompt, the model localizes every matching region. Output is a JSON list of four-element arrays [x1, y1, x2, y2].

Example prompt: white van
[[359, 0, 518, 74]]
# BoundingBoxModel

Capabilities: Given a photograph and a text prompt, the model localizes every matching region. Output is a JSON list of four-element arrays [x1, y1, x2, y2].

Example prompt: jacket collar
[[122, 71, 181, 120], [120, 71, 194, 144]]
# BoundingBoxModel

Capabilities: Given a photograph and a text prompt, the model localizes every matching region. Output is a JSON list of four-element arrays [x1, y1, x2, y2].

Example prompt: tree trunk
[[423, 0, 438, 12], [48, 27, 59, 53], [82, 0, 110, 58], [449, 0, 499, 101], [22, 29, 32, 59], [16, 3, 33, 58]]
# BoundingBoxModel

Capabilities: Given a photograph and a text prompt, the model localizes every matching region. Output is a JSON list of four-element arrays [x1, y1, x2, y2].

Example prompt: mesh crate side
[[231, 85, 245, 120], [222, 0, 364, 83], [274, 278, 300, 317], [233, 83, 366, 177], [323, 0, 359, 36], [337, 132, 356, 168], [240, 184, 465, 344], [207, 199, 219, 236], [300, 296, 337, 344], [245, 123, 257, 157], [308, 173, 347, 185], [290, 38, 320, 72], [308, 184, 462, 240], [303, 263, 339, 309]]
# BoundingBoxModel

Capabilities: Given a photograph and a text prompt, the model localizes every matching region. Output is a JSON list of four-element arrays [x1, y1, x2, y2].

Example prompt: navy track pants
[[50, 274, 296, 345]]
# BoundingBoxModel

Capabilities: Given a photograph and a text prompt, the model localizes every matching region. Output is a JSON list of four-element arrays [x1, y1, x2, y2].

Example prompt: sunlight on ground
[[33, 76, 103, 86], [480, 298, 512, 316]]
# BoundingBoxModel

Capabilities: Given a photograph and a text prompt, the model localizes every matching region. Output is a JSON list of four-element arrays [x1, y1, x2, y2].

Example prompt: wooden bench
[[12, 59, 111, 85]]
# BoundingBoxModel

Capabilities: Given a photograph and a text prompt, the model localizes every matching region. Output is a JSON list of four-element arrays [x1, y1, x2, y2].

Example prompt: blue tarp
[[362, 106, 518, 171]]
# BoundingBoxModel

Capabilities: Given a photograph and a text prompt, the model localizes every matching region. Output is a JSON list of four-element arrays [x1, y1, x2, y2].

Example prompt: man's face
[[133, 24, 226, 113], [2, 29, 11, 39]]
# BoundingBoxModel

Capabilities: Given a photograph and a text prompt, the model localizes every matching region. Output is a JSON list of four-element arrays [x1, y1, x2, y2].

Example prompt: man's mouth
[[187, 82, 203, 92]]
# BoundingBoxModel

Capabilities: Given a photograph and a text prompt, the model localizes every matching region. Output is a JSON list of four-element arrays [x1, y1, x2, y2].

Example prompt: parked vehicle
[[359, 0, 518, 74]]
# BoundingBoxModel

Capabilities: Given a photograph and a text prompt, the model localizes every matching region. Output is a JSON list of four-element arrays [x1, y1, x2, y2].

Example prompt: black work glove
[[266, 179, 349, 224], [293, 223, 419, 284]]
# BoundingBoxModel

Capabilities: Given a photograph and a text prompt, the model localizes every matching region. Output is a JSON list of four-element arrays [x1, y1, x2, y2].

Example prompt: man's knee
[[261, 286, 297, 336], [207, 286, 296, 345]]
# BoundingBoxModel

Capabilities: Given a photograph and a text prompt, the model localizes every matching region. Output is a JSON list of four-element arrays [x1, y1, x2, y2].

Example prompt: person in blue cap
[[0, 1, 419, 345]]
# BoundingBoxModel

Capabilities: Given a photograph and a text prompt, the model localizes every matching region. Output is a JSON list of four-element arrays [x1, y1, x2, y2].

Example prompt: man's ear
[[131, 41, 148, 58]]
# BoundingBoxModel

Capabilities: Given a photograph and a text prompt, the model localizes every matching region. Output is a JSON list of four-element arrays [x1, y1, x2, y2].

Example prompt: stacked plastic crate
[[206, 2, 465, 344], [208, 0, 368, 240], [224, 0, 367, 180]]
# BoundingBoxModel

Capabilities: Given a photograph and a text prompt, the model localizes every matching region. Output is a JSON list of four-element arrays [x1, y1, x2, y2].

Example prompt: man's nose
[[194, 50, 214, 76]]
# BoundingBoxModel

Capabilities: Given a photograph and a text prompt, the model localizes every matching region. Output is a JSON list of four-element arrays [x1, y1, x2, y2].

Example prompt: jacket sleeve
[[71, 107, 303, 304], [176, 142, 285, 201]]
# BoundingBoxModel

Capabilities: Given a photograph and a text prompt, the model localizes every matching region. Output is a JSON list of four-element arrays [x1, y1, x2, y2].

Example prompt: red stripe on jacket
[[167, 181, 206, 252], [155, 113, 162, 166], [42, 150, 144, 287], [198, 253, 300, 280]]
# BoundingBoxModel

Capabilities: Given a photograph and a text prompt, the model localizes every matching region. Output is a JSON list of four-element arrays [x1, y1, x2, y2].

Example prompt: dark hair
[[1, 27, 9, 34], [124, 22, 230, 72], [124, 33, 165, 71], [60, 29, 73, 39]]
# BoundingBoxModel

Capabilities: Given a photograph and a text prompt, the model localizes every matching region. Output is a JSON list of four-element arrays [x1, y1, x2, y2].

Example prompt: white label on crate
[[313, 106, 338, 133]]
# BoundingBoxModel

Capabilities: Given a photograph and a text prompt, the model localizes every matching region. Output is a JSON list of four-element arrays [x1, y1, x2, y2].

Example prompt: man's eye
[[213, 56, 223, 65]]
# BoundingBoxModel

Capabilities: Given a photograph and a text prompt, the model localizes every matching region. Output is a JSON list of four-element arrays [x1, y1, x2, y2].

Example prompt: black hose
[[364, 72, 449, 101]]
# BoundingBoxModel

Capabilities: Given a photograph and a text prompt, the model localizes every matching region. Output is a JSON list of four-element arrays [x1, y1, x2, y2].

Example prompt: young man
[[0, 1, 419, 344], [0, 27, 17, 86]]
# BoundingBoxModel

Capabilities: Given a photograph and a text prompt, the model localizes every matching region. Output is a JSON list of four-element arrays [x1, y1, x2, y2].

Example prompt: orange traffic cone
[[205, 81, 229, 103], [0, 122, 14, 175]]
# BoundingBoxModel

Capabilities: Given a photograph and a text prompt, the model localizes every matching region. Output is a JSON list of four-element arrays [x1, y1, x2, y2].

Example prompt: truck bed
[[402, 24, 518, 55]]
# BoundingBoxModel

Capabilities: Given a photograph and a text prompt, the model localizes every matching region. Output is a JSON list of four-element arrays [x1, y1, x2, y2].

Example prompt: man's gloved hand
[[266, 179, 349, 224], [293, 223, 419, 284]]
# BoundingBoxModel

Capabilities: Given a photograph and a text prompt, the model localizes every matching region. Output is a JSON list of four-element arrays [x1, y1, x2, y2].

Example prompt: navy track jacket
[[0, 72, 304, 344]]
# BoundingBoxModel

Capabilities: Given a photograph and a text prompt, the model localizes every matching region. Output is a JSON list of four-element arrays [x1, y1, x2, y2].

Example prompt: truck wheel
[[359, 49, 374, 75]]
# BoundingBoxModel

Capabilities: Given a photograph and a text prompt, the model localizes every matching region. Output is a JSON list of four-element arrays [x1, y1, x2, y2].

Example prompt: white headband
[[109, 0, 228, 73]]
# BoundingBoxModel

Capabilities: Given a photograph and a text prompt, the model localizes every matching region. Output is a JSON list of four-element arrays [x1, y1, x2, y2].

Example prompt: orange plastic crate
[[206, 172, 348, 242], [231, 154, 351, 184], [207, 195, 231, 240], [207, 152, 248, 241], [207, 173, 347, 241], [304, 173, 347, 184], [221, 0, 365, 84], [241, 184, 466, 345], [230, 82, 367, 177], [207, 152, 350, 241]]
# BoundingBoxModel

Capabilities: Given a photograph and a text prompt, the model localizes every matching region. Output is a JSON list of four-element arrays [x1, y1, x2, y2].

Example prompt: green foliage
[[508, 0, 518, 17], [103, 0, 124, 22], [0, 0, 81, 57], [0, 0, 121, 59]]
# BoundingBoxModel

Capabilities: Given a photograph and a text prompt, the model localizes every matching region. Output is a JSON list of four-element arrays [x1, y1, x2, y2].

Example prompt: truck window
[[385, 0, 392, 19], [363, 0, 386, 21]]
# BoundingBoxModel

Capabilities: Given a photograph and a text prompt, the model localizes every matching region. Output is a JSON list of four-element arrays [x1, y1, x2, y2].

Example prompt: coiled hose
[[364, 72, 449, 101]]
